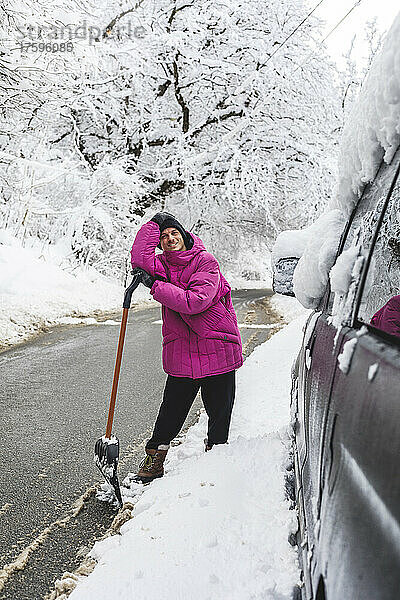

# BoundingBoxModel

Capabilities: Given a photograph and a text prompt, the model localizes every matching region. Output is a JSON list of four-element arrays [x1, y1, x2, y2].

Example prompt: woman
[[130, 212, 243, 482]]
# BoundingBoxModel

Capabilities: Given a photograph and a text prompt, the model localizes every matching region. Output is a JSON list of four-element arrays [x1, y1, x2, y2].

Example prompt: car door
[[294, 307, 348, 593], [295, 146, 400, 599], [317, 153, 400, 599]]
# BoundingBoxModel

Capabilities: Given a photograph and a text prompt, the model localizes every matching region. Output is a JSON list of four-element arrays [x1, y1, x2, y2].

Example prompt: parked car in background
[[274, 143, 400, 599]]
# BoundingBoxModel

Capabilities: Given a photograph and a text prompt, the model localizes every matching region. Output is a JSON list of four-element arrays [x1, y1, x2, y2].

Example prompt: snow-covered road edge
[[0, 231, 274, 351], [0, 232, 132, 349], [67, 311, 307, 600]]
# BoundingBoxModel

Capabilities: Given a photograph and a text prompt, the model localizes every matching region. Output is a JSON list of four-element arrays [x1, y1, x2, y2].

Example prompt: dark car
[[274, 145, 400, 600]]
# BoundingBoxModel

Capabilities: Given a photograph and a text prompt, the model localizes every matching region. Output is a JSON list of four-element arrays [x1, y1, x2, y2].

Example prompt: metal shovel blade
[[94, 435, 123, 507]]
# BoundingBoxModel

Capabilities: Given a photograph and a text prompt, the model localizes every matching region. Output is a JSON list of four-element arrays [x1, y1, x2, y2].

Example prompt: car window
[[325, 161, 386, 316], [357, 176, 400, 332], [339, 151, 399, 259], [327, 147, 400, 322]]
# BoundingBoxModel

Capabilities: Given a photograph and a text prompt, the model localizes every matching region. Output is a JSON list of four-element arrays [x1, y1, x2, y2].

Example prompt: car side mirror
[[272, 257, 299, 297]]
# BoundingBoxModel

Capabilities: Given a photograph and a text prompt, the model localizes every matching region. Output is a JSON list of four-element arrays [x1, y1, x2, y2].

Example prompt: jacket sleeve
[[150, 254, 220, 315], [130, 221, 162, 277]]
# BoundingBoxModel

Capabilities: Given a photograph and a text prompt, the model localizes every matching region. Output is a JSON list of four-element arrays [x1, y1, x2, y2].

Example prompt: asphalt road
[[0, 289, 283, 600]]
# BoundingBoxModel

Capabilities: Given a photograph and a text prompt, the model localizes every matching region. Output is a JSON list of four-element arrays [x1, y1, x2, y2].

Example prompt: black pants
[[146, 371, 236, 450]]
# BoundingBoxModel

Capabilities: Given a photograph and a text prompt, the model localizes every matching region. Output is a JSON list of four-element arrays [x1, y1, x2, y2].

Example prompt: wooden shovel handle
[[105, 307, 129, 439], [104, 273, 142, 438]]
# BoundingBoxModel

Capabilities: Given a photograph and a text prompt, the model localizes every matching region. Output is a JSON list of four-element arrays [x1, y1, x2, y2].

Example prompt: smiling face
[[160, 227, 187, 251]]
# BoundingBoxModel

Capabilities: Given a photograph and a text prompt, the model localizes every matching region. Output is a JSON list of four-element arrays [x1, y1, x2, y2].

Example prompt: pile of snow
[[272, 11, 400, 310], [0, 231, 152, 348], [0, 227, 274, 350], [273, 210, 346, 309], [68, 314, 308, 600]]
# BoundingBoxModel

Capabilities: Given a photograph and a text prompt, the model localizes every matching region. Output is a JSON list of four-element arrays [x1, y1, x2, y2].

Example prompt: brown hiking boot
[[135, 445, 169, 483]]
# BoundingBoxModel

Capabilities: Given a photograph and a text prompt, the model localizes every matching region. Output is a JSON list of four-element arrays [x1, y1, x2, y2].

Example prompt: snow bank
[[0, 229, 273, 350], [69, 316, 307, 600], [0, 232, 152, 349], [332, 12, 400, 216]]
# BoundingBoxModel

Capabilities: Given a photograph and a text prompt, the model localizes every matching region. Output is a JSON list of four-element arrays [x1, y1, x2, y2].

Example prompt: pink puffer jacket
[[130, 221, 243, 378]]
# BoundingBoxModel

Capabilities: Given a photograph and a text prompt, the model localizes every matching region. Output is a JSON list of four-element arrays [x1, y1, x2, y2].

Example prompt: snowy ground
[[0, 231, 272, 350], [0, 231, 155, 349], [66, 301, 308, 600], [2, 228, 308, 598]]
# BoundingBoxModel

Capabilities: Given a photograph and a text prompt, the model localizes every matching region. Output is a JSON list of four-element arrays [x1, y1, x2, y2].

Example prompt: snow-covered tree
[[101, 0, 341, 276], [337, 18, 384, 124], [1, 0, 340, 280]]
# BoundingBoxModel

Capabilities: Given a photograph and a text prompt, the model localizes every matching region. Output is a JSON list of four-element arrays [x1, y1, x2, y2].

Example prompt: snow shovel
[[94, 270, 143, 507]]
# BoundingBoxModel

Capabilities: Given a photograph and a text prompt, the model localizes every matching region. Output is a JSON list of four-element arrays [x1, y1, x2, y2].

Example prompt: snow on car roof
[[273, 12, 400, 309], [332, 12, 400, 216]]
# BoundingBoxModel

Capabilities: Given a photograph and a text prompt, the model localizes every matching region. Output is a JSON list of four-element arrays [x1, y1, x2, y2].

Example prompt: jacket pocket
[[185, 302, 226, 333]]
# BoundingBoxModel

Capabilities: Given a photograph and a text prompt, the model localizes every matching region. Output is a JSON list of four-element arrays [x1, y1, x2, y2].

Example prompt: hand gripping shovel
[[94, 271, 142, 507]]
